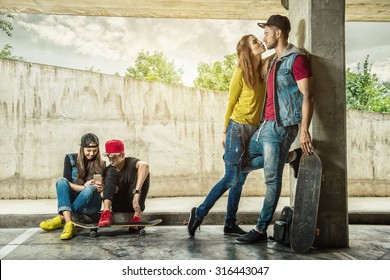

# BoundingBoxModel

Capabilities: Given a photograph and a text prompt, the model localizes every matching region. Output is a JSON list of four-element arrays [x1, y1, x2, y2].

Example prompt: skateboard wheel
[[316, 228, 320, 236], [139, 229, 146, 235], [90, 230, 98, 238]]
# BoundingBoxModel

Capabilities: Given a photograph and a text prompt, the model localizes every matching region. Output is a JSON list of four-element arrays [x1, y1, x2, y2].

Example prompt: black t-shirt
[[103, 156, 150, 212], [104, 157, 140, 191]]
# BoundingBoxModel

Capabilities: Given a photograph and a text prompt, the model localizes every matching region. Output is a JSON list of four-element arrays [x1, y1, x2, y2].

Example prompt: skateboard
[[72, 213, 162, 237], [290, 153, 322, 253]]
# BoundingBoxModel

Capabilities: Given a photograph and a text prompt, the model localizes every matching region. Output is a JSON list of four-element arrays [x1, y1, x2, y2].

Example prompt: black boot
[[188, 207, 203, 238]]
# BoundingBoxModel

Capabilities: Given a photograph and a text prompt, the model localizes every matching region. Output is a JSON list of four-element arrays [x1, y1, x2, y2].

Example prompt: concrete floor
[[1, 196, 389, 266], [1, 224, 389, 260], [1, 222, 389, 280]]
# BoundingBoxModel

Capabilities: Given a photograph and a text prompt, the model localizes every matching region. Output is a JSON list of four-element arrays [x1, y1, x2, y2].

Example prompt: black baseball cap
[[258, 15, 291, 34], [80, 133, 99, 148]]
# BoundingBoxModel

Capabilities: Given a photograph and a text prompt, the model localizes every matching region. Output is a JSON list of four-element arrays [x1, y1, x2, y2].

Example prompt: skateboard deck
[[290, 153, 322, 253], [73, 219, 162, 229], [72, 214, 162, 237]]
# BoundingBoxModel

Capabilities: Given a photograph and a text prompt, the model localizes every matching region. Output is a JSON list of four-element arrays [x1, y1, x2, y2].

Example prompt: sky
[[2, 14, 390, 86]]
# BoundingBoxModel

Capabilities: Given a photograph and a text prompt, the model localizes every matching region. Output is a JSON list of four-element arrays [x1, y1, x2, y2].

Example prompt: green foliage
[[346, 55, 389, 113], [125, 50, 183, 85], [194, 53, 237, 91], [85, 66, 101, 72], [0, 12, 14, 38], [0, 44, 23, 60], [0, 13, 23, 60]]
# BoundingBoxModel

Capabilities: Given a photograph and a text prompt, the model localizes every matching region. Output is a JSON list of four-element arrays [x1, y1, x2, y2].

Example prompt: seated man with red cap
[[98, 139, 150, 232]]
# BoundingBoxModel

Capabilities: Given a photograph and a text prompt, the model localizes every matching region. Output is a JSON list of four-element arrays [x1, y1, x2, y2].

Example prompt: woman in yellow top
[[188, 34, 266, 238]]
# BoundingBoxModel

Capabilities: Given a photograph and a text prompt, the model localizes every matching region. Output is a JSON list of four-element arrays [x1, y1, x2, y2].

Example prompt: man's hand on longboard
[[300, 130, 314, 155]]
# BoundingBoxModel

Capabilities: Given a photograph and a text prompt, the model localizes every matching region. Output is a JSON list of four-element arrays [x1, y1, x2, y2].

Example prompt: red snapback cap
[[104, 139, 125, 155]]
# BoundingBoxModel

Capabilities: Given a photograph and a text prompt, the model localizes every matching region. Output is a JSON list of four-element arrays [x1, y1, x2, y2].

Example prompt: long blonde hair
[[236, 34, 262, 88], [76, 147, 105, 184]]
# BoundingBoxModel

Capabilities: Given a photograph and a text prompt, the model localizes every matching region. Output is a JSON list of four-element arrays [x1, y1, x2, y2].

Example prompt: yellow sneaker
[[39, 215, 63, 231], [60, 221, 77, 240]]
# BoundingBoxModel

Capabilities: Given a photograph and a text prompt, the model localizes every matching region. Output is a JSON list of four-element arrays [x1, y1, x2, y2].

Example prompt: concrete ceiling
[[0, 0, 389, 22]]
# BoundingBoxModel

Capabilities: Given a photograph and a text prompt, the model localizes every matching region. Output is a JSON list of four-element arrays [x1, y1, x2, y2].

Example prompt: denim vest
[[267, 44, 308, 127]]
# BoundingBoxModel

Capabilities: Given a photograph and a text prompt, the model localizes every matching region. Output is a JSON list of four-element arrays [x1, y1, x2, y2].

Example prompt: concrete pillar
[[289, 0, 349, 247]]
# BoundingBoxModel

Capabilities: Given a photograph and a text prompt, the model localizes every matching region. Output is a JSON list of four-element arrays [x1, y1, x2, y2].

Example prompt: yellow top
[[223, 67, 266, 128]]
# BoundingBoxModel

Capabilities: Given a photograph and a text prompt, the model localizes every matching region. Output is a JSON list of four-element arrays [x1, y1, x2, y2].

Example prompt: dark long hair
[[76, 147, 105, 184]]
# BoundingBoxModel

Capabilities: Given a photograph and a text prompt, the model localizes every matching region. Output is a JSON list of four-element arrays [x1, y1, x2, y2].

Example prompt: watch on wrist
[[132, 189, 141, 195]]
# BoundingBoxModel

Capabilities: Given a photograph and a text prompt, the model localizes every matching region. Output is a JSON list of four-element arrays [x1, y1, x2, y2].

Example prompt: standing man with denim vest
[[235, 15, 315, 244]]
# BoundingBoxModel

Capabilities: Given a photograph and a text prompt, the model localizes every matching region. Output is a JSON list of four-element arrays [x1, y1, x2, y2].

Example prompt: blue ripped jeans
[[196, 119, 258, 225], [56, 177, 102, 215], [238, 120, 298, 231]]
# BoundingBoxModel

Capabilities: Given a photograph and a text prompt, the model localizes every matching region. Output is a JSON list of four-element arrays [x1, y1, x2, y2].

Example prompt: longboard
[[72, 218, 162, 237], [290, 153, 322, 253]]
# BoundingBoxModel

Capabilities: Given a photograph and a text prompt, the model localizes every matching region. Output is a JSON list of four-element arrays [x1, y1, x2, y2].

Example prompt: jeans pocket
[[224, 120, 244, 165], [228, 120, 241, 138], [273, 122, 287, 140], [282, 125, 298, 153]]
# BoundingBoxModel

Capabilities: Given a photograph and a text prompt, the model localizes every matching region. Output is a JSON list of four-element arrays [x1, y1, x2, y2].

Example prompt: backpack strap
[[67, 153, 77, 184]]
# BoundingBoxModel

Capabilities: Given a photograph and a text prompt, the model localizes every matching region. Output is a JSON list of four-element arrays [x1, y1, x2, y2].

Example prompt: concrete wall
[[0, 59, 389, 199], [347, 110, 390, 196], [0, 59, 270, 199]]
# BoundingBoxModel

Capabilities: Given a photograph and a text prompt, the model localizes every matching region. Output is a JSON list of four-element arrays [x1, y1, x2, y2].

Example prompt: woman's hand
[[93, 180, 104, 193], [79, 179, 94, 192], [221, 132, 227, 149], [84, 179, 94, 187]]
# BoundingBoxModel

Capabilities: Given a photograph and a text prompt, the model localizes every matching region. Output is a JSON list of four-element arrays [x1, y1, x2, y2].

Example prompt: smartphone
[[93, 174, 102, 184]]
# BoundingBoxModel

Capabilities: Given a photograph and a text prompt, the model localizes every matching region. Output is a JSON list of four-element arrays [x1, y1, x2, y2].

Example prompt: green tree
[[125, 50, 183, 85], [194, 53, 237, 91], [382, 82, 390, 95], [346, 55, 389, 113], [0, 44, 23, 60], [85, 66, 101, 72], [0, 12, 23, 60], [0, 12, 14, 37]]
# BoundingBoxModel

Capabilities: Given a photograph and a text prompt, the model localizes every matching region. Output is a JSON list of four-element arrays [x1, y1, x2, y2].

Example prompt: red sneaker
[[128, 216, 141, 233], [98, 210, 112, 227]]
